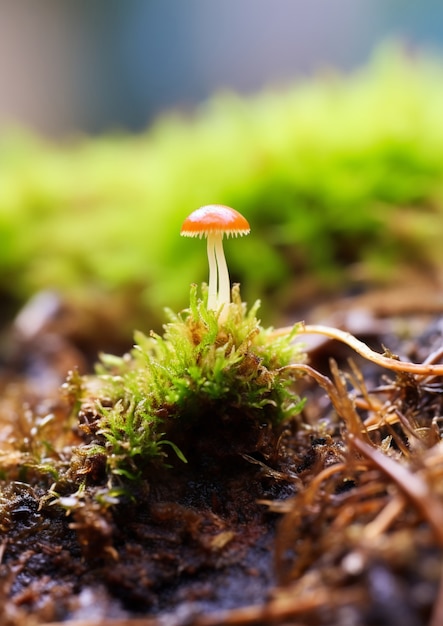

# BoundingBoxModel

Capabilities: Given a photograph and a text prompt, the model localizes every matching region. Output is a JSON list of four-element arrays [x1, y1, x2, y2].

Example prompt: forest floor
[[1, 283, 443, 626]]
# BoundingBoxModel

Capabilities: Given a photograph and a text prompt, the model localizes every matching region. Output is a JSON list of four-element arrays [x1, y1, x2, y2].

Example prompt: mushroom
[[180, 205, 250, 310]]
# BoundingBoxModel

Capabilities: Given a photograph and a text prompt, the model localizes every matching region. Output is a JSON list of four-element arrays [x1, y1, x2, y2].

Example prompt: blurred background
[[1, 0, 443, 374], [1, 0, 443, 135]]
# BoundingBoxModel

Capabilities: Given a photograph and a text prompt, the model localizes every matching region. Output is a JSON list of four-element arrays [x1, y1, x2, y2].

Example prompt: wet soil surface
[[1, 461, 286, 623]]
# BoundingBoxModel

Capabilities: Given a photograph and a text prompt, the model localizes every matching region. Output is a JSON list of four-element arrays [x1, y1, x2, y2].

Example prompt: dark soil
[[1, 461, 286, 623]]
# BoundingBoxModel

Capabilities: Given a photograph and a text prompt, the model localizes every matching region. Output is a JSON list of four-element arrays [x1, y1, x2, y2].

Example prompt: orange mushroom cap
[[180, 205, 250, 239]]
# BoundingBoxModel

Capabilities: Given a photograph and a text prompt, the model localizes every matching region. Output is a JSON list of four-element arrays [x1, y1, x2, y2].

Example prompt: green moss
[[69, 285, 305, 479]]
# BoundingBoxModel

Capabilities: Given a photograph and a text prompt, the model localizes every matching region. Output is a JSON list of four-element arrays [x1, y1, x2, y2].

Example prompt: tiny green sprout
[[180, 205, 250, 310]]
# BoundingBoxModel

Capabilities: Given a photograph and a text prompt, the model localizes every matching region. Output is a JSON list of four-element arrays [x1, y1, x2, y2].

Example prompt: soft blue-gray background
[[0, 0, 442, 136]]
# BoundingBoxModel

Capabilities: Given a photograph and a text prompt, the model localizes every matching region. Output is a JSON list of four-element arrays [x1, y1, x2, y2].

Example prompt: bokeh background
[[1, 0, 443, 364], [1, 0, 443, 135]]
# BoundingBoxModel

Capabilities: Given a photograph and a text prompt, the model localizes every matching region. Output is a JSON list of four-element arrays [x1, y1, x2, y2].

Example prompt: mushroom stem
[[214, 235, 230, 308], [206, 233, 218, 310]]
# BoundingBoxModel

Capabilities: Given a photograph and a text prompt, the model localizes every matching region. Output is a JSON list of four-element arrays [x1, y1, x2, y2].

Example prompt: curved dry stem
[[274, 323, 443, 376], [279, 362, 338, 402]]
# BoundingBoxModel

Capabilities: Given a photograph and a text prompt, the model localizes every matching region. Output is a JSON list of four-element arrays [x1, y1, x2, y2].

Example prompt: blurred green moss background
[[1, 46, 443, 335]]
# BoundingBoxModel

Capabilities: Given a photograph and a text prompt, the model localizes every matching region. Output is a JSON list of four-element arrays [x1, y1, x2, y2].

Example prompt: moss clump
[[68, 285, 305, 480]]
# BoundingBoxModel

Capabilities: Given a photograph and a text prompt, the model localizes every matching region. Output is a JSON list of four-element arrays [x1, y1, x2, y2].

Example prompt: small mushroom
[[181, 205, 250, 310]]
